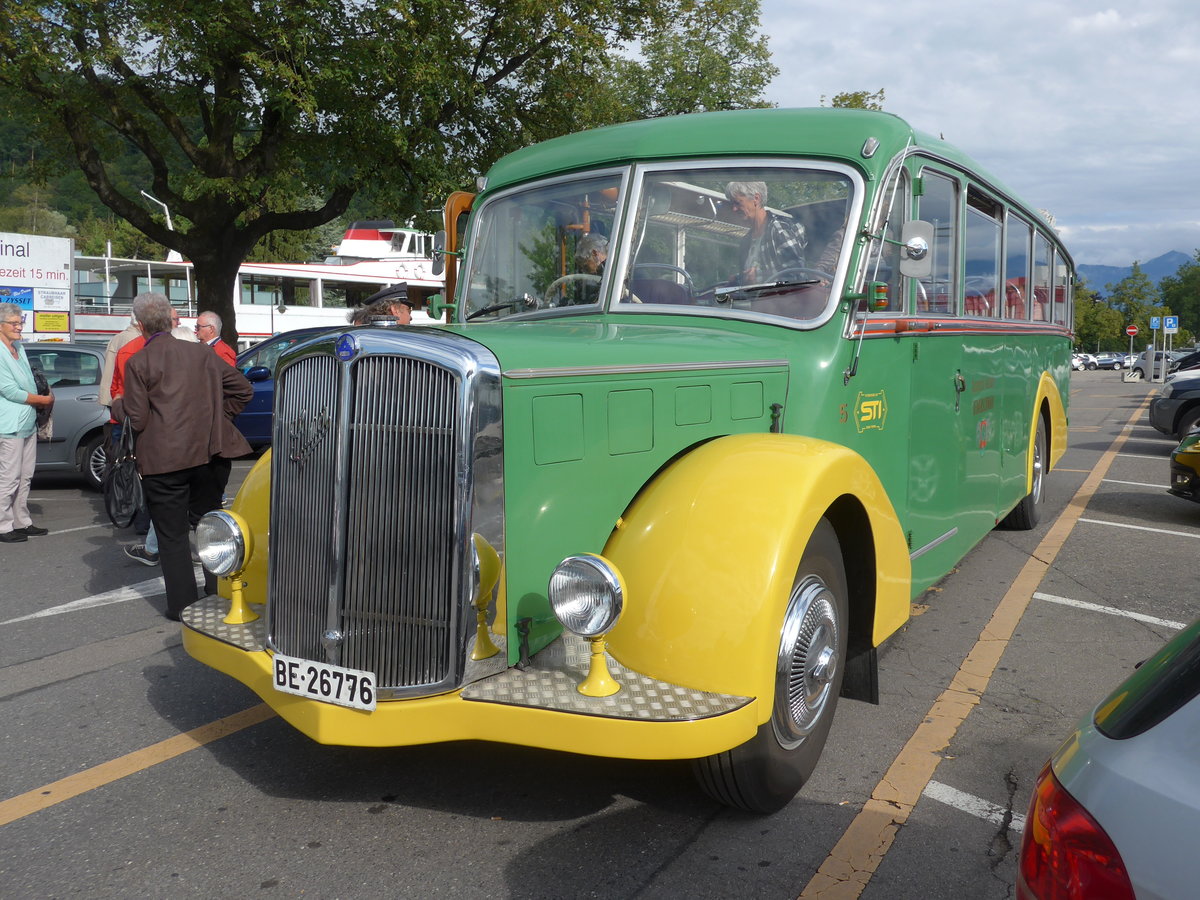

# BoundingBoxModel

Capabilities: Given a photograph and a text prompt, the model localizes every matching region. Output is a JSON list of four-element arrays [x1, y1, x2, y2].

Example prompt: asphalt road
[[1, 370, 1193, 899]]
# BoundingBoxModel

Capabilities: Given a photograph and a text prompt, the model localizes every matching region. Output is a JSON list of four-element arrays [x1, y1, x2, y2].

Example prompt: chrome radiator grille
[[267, 337, 488, 696]]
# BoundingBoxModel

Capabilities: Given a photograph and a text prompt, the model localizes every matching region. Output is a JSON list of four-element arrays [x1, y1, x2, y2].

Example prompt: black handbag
[[30, 361, 52, 440], [103, 417, 144, 529]]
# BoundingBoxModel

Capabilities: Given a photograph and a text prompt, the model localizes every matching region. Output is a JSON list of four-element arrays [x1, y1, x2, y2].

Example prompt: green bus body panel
[[440, 317, 798, 660], [439, 310, 1067, 659]]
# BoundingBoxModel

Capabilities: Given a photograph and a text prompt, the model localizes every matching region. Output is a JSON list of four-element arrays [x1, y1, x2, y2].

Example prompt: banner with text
[[0, 231, 75, 341]]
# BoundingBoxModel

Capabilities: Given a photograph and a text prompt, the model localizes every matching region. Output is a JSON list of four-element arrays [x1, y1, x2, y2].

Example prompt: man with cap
[[348, 283, 413, 325]]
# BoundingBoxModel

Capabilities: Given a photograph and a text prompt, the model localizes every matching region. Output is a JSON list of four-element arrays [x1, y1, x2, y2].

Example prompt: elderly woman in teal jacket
[[0, 302, 54, 543]]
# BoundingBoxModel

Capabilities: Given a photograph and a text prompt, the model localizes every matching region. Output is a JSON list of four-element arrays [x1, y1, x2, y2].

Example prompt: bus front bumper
[[181, 595, 760, 760]]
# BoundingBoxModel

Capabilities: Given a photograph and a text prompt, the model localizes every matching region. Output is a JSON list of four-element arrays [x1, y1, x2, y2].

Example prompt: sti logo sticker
[[854, 391, 888, 433]]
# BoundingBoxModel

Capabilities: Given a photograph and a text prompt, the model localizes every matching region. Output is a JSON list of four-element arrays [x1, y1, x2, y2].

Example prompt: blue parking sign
[[1151, 316, 1161, 329]]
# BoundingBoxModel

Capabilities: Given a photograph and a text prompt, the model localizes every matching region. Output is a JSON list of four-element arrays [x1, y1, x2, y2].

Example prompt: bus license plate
[[272, 653, 377, 712]]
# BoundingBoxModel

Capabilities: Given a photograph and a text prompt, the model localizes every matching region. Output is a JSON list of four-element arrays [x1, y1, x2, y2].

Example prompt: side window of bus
[[964, 188, 1001, 317], [1005, 215, 1032, 320], [1051, 249, 1070, 326], [1032, 233, 1051, 321], [916, 171, 958, 314]]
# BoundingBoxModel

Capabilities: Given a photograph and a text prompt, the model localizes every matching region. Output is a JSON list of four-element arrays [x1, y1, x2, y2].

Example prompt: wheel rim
[[773, 574, 840, 749], [88, 442, 108, 485], [1031, 425, 1045, 504]]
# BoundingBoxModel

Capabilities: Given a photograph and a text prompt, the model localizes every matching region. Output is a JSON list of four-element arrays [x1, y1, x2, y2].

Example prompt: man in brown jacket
[[113, 292, 252, 620]]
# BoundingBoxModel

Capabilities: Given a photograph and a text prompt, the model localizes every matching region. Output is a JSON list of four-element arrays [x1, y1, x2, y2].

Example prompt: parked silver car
[[25, 342, 110, 489], [1018, 617, 1200, 899]]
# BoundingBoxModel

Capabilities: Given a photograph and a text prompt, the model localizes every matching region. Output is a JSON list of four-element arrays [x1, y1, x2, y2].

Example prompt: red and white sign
[[1126, 325, 1139, 336]]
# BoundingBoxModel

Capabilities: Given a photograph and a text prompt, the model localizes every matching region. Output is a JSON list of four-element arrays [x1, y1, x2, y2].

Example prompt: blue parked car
[[233, 328, 331, 447]]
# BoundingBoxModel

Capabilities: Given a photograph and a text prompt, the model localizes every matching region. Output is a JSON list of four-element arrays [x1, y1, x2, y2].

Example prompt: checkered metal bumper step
[[183, 595, 750, 721]]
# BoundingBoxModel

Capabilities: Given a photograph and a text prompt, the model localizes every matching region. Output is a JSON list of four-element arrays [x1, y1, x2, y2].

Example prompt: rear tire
[[999, 415, 1046, 530], [692, 520, 848, 813], [81, 433, 108, 492]]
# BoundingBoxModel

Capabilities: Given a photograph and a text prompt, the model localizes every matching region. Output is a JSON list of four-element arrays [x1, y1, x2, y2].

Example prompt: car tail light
[[1017, 764, 1135, 900]]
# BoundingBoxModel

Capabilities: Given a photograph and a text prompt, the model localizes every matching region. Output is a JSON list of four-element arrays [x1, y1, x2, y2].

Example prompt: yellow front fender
[[603, 433, 910, 707], [218, 449, 272, 604]]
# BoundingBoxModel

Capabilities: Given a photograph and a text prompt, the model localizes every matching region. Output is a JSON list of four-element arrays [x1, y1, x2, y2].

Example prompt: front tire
[[692, 520, 848, 813]]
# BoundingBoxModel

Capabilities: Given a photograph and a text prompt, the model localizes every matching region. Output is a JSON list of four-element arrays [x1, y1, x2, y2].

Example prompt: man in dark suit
[[113, 292, 252, 620]]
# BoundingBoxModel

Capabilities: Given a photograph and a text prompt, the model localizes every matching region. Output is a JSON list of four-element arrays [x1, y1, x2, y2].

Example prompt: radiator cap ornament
[[335, 333, 360, 361]]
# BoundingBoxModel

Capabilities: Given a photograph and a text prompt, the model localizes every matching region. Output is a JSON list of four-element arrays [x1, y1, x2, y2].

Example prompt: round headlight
[[548, 555, 624, 638], [195, 510, 252, 577]]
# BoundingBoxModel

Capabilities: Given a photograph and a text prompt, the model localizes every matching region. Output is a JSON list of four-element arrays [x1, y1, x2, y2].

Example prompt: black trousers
[[141, 457, 232, 617]]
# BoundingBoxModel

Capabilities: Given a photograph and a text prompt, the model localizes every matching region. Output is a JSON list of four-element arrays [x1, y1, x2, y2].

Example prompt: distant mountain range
[[1078, 251, 1193, 295]]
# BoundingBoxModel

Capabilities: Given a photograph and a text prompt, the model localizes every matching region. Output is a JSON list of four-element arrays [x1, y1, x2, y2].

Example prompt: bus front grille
[[266, 347, 466, 695]]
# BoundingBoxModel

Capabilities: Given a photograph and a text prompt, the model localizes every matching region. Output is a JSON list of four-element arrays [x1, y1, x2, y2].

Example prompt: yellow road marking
[[799, 394, 1154, 899], [0, 704, 275, 827]]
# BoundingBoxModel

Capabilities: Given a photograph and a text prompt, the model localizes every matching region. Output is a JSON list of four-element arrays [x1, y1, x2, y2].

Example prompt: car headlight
[[548, 554, 625, 637], [196, 509, 253, 577]]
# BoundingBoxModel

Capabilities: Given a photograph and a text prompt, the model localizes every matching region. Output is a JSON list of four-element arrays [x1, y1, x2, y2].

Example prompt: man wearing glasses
[[194, 312, 237, 367], [0, 303, 54, 543]]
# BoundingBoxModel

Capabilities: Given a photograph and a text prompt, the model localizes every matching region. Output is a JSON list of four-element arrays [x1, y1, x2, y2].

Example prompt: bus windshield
[[461, 163, 855, 323]]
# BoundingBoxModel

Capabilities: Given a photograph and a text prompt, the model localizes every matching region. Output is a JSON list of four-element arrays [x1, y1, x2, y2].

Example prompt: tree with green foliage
[[822, 89, 886, 110], [0, 0, 715, 343], [603, 0, 777, 123], [1072, 280, 1125, 352], [1159, 250, 1200, 340], [1107, 262, 1171, 349]]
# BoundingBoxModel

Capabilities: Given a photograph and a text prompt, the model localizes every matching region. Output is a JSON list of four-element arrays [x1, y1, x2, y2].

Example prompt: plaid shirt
[[740, 215, 808, 283]]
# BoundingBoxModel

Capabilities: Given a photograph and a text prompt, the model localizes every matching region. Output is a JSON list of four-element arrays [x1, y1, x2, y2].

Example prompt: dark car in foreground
[[1148, 371, 1200, 439], [26, 342, 110, 489], [1018, 618, 1200, 900], [232, 327, 330, 447]]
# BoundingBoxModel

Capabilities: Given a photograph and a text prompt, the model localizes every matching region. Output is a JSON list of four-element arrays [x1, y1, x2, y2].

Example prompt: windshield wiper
[[714, 278, 821, 300], [466, 293, 537, 321]]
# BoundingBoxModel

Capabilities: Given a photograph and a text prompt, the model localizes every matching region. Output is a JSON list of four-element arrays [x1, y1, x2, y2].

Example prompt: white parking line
[[46, 523, 109, 535], [1101, 478, 1166, 488], [1077, 517, 1200, 540], [1117, 453, 1171, 460], [922, 781, 1025, 835], [0, 571, 205, 625], [1033, 592, 1186, 631]]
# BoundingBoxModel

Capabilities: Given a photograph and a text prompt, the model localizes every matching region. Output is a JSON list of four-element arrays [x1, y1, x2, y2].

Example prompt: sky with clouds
[[759, 0, 1200, 267]]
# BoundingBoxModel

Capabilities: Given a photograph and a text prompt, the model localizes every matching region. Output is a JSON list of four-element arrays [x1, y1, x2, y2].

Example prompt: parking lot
[[1, 370, 1195, 899]]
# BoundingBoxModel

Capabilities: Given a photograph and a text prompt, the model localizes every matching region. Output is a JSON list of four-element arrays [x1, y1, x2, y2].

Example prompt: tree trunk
[[189, 254, 242, 349]]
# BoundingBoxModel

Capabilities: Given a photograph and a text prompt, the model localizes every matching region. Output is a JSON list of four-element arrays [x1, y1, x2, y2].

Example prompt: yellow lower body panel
[[182, 612, 761, 761]]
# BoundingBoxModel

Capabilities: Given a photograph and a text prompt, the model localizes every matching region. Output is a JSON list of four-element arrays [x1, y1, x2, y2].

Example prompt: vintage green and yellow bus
[[188, 108, 1072, 813]]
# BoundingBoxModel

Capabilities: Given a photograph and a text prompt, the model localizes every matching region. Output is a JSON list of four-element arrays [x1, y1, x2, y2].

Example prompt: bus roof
[[483, 107, 993, 194]]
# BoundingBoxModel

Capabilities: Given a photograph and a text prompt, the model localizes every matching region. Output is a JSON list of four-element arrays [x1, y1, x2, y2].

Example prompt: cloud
[[758, 0, 1200, 266]]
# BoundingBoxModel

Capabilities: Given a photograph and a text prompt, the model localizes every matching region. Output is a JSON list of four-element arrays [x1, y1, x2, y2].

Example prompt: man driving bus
[[724, 181, 807, 284]]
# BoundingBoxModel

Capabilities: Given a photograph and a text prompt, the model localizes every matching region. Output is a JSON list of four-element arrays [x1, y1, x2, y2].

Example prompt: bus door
[[904, 169, 971, 586], [956, 187, 1007, 535]]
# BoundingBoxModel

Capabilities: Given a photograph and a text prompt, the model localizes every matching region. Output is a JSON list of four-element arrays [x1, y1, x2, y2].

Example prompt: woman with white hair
[[0, 301, 54, 542]]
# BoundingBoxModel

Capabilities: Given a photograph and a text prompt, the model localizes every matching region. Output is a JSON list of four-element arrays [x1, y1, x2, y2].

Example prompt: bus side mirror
[[899, 220, 934, 278], [427, 293, 456, 322], [431, 231, 447, 277]]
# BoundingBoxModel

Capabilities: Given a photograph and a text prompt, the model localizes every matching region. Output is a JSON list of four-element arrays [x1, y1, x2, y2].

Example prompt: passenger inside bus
[[723, 180, 808, 284]]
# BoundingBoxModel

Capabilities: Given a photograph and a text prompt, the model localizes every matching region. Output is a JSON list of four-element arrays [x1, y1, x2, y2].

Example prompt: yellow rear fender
[[602, 433, 910, 705], [219, 449, 272, 604], [1035, 373, 1069, 477]]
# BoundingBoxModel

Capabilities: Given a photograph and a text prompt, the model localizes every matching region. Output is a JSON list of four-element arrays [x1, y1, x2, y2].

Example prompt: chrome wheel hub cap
[[774, 574, 840, 749]]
